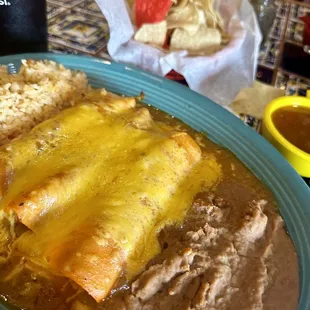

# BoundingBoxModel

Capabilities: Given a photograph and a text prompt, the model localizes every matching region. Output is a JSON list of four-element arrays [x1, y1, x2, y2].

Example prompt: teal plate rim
[[0, 53, 309, 310]]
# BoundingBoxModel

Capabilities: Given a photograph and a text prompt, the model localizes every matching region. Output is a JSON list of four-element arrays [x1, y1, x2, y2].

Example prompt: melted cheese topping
[[0, 96, 222, 301], [0, 210, 15, 265]]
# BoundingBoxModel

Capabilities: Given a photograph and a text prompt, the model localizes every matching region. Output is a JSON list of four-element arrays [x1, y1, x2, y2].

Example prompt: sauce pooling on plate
[[272, 106, 310, 154]]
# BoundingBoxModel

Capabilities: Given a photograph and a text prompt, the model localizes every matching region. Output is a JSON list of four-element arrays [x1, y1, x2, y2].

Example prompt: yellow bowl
[[262, 96, 310, 178]]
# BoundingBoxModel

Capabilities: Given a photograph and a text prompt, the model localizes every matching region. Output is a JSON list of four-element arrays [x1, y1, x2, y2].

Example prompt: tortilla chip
[[169, 0, 189, 13], [192, 0, 222, 29], [167, 3, 202, 35], [194, 0, 214, 14], [134, 21, 167, 47], [170, 26, 221, 54], [197, 6, 207, 25]]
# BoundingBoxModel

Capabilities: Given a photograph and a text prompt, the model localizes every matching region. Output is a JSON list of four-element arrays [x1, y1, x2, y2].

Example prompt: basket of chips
[[133, 0, 229, 56], [97, 0, 262, 106]]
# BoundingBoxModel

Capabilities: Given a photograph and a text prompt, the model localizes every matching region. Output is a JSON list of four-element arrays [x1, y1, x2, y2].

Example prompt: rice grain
[[0, 60, 89, 145]]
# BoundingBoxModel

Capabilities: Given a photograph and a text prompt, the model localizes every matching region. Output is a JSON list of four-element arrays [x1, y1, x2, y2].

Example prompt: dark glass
[[0, 0, 48, 55], [250, 0, 276, 43]]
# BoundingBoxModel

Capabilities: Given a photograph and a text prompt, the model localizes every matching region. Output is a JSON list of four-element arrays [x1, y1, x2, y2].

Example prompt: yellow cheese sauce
[[0, 97, 222, 305]]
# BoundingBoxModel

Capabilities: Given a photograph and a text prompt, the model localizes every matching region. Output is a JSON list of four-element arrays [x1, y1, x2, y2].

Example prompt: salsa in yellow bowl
[[263, 96, 310, 177]]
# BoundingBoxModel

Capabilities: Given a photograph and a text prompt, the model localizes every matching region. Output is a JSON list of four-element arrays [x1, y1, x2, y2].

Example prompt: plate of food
[[0, 53, 309, 310]]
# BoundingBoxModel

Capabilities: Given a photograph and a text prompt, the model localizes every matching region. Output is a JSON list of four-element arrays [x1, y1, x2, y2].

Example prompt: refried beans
[[101, 194, 299, 310]]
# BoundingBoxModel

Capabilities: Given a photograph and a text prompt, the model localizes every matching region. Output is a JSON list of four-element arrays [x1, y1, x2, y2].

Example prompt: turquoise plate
[[0, 53, 309, 310]]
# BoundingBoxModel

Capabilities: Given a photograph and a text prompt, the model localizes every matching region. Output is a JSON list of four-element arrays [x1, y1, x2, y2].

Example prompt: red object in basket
[[165, 70, 185, 81], [300, 16, 310, 45], [135, 0, 173, 28]]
